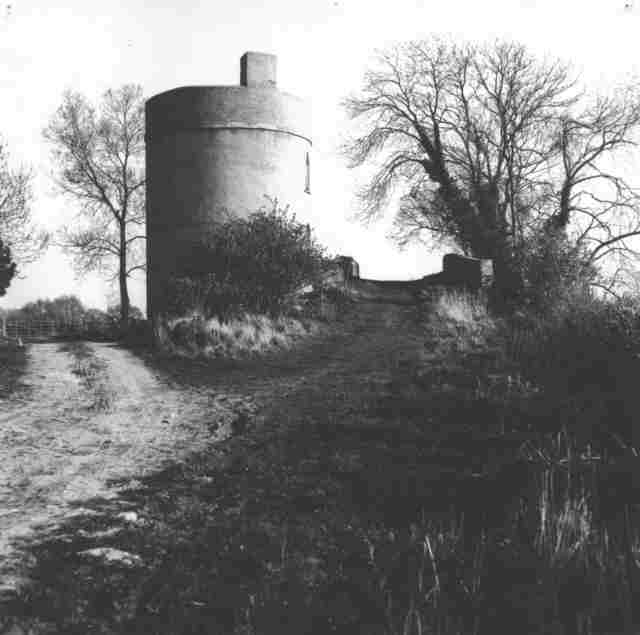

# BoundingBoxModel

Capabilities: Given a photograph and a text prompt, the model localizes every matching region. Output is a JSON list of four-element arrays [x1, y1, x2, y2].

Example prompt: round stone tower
[[145, 52, 312, 324]]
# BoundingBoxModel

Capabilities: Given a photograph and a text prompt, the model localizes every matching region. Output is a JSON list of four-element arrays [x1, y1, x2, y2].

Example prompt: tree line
[[1, 294, 143, 331]]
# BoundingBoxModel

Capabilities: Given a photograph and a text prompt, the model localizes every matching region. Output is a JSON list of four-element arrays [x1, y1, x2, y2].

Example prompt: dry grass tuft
[[433, 289, 490, 325], [422, 290, 498, 362], [167, 312, 324, 359]]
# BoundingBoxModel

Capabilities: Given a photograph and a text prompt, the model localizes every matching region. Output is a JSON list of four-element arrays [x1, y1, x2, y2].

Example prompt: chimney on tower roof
[[240, 52, 277, 88]]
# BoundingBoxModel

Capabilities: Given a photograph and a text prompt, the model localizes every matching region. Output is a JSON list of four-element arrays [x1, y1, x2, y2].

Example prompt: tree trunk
[[119, 222, 130, 326], [471, 185, 521, 308]]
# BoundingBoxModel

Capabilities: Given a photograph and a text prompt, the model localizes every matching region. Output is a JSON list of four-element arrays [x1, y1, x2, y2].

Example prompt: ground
[[0, 340, 240, 593], [0, 296, 635, 634], [1, 300, 445, 632]]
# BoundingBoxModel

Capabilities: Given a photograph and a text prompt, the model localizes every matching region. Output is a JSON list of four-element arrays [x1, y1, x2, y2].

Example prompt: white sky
[[0, 0, 639, 311]]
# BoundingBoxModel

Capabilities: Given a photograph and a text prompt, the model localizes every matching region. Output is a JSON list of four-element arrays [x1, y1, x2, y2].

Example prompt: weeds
[[62, 341, 115, 411], [415, 289, 640, 633]]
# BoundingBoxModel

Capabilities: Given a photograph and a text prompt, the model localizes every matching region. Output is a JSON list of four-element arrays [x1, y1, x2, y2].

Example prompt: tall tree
[[343, 38, 640, 294], [0, 139, 47, 265], [44, 85, 146, 324]]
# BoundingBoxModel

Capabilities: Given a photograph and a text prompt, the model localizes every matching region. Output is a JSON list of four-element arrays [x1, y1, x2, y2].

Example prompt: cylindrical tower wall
[[145, 79, 312, 322]]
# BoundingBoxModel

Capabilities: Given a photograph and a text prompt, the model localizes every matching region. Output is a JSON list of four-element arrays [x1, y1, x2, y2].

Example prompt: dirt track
[[0, 342, 248, 592], [0, 302, 425, 598]]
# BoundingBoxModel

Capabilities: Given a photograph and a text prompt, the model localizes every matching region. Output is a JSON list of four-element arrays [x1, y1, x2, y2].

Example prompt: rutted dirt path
[[0, 342, 251, 592], [0, 304, 421, 554], [0, 301, 430, 624]]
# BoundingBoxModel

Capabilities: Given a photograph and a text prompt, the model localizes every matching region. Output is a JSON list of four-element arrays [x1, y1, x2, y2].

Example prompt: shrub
[[164, 204, 327, 320], [506, 232, 596, 316], [83, 308, 114, 341], [121, 318, 153, 347], [106, 303, 144, 324], [506, 294, 640, 452]]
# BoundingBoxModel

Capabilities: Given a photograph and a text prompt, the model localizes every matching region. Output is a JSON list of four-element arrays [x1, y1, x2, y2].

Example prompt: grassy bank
[[164, 312, 326, 359], [3, 293, 639, 634]]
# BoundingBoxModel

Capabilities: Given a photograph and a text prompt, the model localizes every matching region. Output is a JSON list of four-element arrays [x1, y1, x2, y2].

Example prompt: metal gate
[[1, 318, 99, 342]]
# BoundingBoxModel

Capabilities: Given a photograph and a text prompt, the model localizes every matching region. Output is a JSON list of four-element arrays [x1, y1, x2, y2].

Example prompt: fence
[[0, 317, 111, 342]]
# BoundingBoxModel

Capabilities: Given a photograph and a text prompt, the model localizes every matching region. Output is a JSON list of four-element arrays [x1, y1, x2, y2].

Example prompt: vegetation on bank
[[160, 204, 331, 358], [164, 204, 326, 319], [165, 313, 324, 359]]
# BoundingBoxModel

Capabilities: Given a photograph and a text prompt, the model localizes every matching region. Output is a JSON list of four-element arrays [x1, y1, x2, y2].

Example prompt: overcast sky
[[0, 0, 638, 311]]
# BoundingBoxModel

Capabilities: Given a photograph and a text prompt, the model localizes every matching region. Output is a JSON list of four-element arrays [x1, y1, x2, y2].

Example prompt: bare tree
[[343, 37, 640, 292], [549, 91, 640, 272], [0, 140, 48, 266], [44, 85, 145, 324]]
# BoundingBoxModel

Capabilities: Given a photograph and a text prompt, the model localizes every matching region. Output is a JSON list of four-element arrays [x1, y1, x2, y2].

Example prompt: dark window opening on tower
[[305, 151, 311, 194]]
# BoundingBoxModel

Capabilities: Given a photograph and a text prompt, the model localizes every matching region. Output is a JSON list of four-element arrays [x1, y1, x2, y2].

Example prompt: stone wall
[[314, 253, 494, 313], [321, 256, 360, 286], [440, 254, 494, 291]]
